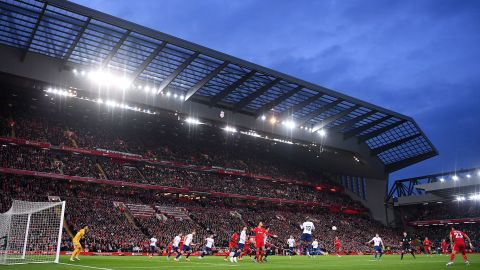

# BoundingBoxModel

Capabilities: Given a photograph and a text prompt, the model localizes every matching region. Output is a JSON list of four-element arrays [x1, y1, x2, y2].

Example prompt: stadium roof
[[0, 0, 437, 172], [387, 167, 480, 206]]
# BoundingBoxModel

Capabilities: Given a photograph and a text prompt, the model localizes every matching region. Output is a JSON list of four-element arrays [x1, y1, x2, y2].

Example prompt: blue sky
[[72, 0, 480, 182]]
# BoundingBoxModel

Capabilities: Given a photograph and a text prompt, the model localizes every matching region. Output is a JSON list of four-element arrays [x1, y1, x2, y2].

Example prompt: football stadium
[[0, 0, 478, 269]]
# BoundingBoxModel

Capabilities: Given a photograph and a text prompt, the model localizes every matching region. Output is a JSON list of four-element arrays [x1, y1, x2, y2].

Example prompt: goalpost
[[0, 200, 66, 265]]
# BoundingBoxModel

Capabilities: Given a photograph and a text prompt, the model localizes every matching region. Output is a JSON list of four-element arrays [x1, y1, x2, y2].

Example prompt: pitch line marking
[[59, 262, 113, 270]]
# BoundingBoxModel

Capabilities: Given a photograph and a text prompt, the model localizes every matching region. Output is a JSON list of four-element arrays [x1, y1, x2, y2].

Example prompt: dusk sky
[[72, 0, 480, 182]]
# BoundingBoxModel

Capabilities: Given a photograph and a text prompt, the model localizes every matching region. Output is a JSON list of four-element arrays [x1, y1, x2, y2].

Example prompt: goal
[[0, 200, 66, 265]]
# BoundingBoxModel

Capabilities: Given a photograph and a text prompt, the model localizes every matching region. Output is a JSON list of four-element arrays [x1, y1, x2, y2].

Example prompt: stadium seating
[[401, 202, 479, 250], [0, 143, 360, 208], [126, 203, 156, 218], [0, 175, 401, 254], [155, 205, 190, 220], [0, 96, 406, 254]]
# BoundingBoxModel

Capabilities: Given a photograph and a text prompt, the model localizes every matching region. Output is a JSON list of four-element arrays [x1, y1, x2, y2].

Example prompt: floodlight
[[269, 116, 276, 124], [185, 117, 202, 125], [282, 120, 296, 129], [469, 194, 480, 200], [224, 126, 237, 133]]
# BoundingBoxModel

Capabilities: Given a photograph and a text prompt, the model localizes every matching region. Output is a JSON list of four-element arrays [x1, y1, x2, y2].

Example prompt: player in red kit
[[252, 222, 277, 263], [225, 232, 239, 261], [423, 237, 432, 256], [446, 227, 473, 266], [334, 237, 342, 257], [441, 239, 448, 255]]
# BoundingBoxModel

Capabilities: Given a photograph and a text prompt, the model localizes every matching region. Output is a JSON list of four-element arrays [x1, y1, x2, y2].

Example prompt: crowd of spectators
[[395, 201, 480, 252], [405, 202, 480, 221], [414, 224, 478, 252], [0, 175, 400, 254], [0, 90, 423, 255], [0, 98, 333, 184], [0, 144, 361, 208]]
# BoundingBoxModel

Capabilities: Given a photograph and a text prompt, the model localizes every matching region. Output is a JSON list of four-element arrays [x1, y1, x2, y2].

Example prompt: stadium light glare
[[223, 126, 237, 133], [173, 93, 178, 99], [166, 92, 171, 97], [80, 70, 86, 76], [282, 120, 296, 129], [180, 95, 185, 101], [466, 174, 471, 178], [260, 115, 266, 121], [269, 116, 277, 124], [72, 69, 77, 74], [185, 117, 202, 125], [456, 196, 466, 201], [477, 170, 480, 177], [318, 129, 327, 137], [87, 70, 132, 90], [469, 194, 480, 200], [439, 177, 445, 182], [452, 175, 459, 181], [105, 100, 117, 107], [45, 88, 77, 97]]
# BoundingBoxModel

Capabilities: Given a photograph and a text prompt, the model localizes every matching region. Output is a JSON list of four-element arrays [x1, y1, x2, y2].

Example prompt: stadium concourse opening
[[3, 0, 477, 269]]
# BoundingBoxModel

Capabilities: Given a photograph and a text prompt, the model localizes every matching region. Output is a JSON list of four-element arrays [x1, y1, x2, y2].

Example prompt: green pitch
[[1, 255, 478, 269]]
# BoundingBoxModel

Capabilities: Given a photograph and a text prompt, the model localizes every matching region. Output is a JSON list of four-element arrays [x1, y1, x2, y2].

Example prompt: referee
[[400, 232, 416, 260]]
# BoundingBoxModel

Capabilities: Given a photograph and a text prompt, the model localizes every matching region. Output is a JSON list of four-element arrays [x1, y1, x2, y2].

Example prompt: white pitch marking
[[58, 262, 113, 270]]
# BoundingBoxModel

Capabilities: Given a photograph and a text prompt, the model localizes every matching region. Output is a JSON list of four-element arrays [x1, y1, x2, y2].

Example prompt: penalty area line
[[58, 262, 113, 270]]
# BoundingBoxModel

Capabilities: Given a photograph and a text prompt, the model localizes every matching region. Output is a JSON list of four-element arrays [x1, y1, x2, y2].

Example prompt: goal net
[[0, 200, 65, 265]]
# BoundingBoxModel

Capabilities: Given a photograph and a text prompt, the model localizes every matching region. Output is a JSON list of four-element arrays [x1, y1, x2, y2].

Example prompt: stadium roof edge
[[0, 0, 438, 172], [43, 0, 413, 122]]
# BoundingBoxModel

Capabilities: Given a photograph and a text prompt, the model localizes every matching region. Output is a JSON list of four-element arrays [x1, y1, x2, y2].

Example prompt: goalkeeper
[[70, 226, 88, 262]]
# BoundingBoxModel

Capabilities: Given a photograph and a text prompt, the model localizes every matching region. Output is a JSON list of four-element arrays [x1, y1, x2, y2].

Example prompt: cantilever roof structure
[[0, 0, 438, 172]]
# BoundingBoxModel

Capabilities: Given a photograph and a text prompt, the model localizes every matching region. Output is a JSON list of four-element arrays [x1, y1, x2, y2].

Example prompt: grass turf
[[1, 254, 478, 270]]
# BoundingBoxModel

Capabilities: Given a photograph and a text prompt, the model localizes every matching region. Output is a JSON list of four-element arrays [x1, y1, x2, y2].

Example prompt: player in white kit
[[176, 231, 195, 261], [167, 233, 183, 260], [312, 239, 320, 256], [366, 233, 385, 260], [232, 227, 247, 262], [287, 236, 296, 258], [149, 236, 157, 258], [300, 220, 315, 256], [199, 235, 215, 259]]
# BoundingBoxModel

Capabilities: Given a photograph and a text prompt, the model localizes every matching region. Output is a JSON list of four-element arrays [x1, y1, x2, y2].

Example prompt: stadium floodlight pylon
[[0, 200, 66, 265]]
